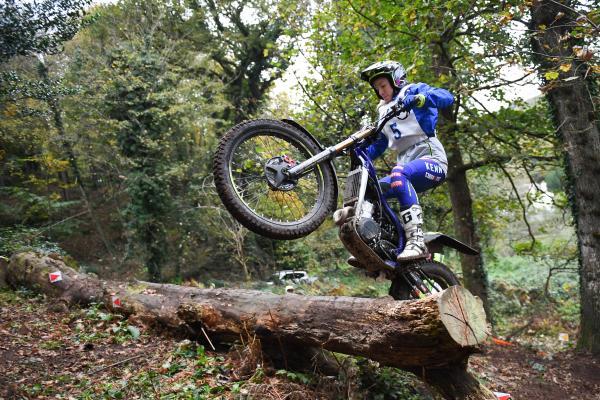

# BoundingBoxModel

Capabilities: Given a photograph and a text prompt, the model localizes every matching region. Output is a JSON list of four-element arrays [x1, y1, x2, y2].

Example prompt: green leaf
[[127, 325, 140, 339], [545, 71, 559, 80], [99, 312, 112, 321]]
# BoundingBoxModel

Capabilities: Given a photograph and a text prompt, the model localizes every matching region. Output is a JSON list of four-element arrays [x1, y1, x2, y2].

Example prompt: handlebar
[[285, 100, 411, 178], [374, 103, 409, 136]]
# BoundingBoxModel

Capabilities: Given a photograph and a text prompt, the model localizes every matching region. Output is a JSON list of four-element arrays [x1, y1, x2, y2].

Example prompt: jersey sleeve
[[365, 131, 388, 160], [412, 83, 454, 109]]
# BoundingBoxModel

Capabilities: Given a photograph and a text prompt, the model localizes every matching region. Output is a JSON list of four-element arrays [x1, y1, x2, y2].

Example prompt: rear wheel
[[389, 261, 460, 300], [213, 119, 337, 239]]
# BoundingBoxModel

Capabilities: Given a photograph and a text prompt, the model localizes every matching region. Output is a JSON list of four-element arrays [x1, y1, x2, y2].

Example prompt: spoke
[[253, 188, 268, 214], [234, 175, 264, 189], [297, 177, 317, 199], [241, 190, 262, 209], [289, 192, 303, 220], [234, 180, 265, 198], [229, 132, 325, 224], [257, 135, 277, 159], [277, 195, 286, 222], [282, 192, 295, 220], [293, 192, 307, 217], [233, 174, 263, 187]]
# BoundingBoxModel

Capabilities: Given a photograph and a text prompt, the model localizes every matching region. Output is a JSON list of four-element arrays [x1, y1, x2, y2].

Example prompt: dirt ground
[[1, 289, 599, 399], [470, 342, 600, 399]]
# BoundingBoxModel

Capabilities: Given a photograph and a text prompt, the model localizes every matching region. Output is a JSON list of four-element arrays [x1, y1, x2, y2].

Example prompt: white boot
[[397, 205, 427, 261]]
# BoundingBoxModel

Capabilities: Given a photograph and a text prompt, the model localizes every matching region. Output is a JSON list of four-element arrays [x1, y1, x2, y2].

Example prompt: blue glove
[[402, 93, 426, 110]]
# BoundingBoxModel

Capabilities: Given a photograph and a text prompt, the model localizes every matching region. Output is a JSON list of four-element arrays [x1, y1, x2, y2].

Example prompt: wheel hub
[[264, 156, 298, 191]]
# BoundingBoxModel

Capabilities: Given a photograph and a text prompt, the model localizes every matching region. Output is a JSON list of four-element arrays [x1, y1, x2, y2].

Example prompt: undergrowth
[[1, 288, 439, 399]]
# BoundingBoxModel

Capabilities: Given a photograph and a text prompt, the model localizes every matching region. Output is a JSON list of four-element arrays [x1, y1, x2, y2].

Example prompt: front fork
[[400, 262, 443, 298]]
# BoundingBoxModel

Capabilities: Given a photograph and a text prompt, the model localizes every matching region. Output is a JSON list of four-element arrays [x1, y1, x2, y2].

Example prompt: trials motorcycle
[[213, 103, 478, 300]]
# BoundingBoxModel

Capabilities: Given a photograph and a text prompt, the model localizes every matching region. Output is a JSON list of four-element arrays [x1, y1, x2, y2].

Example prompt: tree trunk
[[3, 251, 496, 399], [445, 140, 490, 319], [529, 0, 600, 355], [432, 45, 491, 318], [36, 57, 115, 259]]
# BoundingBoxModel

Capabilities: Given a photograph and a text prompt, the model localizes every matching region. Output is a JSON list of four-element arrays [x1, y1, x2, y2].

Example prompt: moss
[[126, 282, 149, 294]]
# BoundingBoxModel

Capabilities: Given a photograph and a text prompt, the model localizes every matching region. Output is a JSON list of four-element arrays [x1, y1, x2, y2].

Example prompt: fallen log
[[4, 252, 495, 399]]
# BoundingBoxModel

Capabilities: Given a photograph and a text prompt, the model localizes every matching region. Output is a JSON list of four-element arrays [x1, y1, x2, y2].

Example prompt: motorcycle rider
[[359, 60, 454, 261]]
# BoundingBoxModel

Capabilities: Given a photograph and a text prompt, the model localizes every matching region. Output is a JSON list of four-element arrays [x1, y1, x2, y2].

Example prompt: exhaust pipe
[[333, 206, 355, 226]]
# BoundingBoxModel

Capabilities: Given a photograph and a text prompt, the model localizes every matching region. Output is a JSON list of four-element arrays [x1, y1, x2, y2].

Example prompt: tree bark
[[3, 251, 496, 399], [445, 140, 490, 319], [529, 0, 600, 355], [432, 44, 492, 319]]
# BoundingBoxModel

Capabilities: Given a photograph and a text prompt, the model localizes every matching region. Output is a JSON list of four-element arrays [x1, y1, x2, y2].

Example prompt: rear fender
[[424, 232, 479, 255], [281, 119, 339, 201]]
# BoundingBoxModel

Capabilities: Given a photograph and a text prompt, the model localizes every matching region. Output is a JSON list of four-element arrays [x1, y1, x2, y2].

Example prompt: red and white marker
[[111, 295, 122, 308], [493, 392, 511, 400], [49, 271, 63, 283]]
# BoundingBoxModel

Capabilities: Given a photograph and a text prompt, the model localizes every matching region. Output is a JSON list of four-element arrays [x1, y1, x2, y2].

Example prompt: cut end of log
[[438, 286, 489, 347], [0, 256, 8, 289]]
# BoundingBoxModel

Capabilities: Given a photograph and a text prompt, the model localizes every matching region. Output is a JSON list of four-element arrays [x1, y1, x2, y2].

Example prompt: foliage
[[185, 0, 308, 122], [356, 360, 431, 400], [488, 252, 579, 343], [0, 0, 92, 63], [0, 225, 66, 257], [71, 302, 143, 344], [544, 167, 567, 194], [275, 369, 313, 385], [50, 0, 306, 281], [0, 289, 247, 399], [105, 46, 179, 281], [0, 0, 591, 351]]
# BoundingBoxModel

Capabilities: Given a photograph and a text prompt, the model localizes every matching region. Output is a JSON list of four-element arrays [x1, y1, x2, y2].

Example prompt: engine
[[356, 217, 380, 243], [356, 217, 398, 260]]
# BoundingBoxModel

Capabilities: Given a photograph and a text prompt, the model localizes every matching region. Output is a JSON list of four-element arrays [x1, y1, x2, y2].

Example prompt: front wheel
[[389, 261, 460, 300], [213, 119, 337, 240]]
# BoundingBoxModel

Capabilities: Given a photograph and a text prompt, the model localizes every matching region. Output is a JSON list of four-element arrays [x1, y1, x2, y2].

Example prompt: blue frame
[[354, 147, 406, 258]]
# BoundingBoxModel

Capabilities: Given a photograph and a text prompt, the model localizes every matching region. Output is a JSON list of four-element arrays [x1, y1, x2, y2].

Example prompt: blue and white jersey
[[377, 85, 428, 154], [366, 82, 454, 172]]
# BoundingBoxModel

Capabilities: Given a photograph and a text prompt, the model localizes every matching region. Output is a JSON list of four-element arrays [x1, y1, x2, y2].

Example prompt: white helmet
[[360, 61, 407, 99]]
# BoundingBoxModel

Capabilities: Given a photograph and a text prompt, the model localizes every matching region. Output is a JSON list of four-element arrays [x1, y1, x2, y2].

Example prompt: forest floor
[[1, 288, 599, 400]]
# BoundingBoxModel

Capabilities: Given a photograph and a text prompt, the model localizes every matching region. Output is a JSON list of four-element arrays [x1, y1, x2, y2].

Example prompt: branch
[[521, 161, 565, 209], [441, 0, 478, 41], [88, 353, 146, 375], [204, 0, 225, 33], [466, 72, 535, 93], [436, 207, 453, 232], [229, 3, 250, 37], [345, 0, 420, 40], [458, 101, 522, 150], [545, 0, 599, 30], [293, 71, 344, 126], [498, 164, 537, 250], [457, 155, 512, 173], [35, 210, 90, 235]]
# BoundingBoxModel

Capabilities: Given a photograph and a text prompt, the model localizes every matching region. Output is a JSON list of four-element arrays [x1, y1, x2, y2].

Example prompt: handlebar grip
[[391, 103, 407, 114]]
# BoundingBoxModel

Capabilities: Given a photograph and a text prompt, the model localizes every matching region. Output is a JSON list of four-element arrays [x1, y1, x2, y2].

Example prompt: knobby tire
[[213, 119, 337, 240], [389, 261, 460, 300]]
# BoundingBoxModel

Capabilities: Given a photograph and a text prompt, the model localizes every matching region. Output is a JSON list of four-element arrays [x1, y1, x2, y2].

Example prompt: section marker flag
[[49, 271, 63, 283], [493, 392, 511, 400], [112, 295, 122, 308]]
